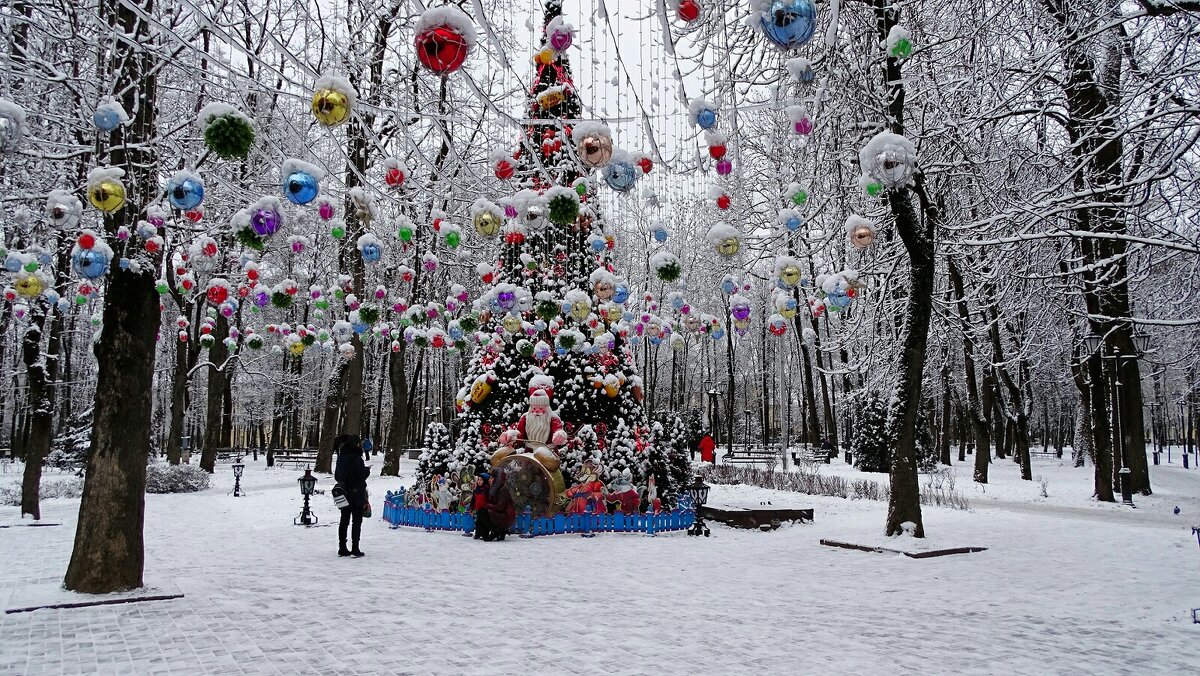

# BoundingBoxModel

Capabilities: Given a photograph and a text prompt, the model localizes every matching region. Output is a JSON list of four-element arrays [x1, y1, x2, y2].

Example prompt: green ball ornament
[[575, 182, 587, 196], [547, 193, 580, 226], [358, 305, 380, 324], [23, 260, 38, 272], [203, 113, 256, 161], [331, 226, 346, 240], [445, 231, 461, 248], [75, 294, 88, 305], [247, 335, 264, 349], [315, 299, 330, 310], [301, 334, 316, 347], [891, 38, 912, 59], [398, 227, 413, 243], [199, 334, 215, 348], [237, 228, 266, 251], [865, 181, 883, 197], [459, 316, 479, 333], [537, 300, 560, 322], [156, 281, 169, 295], [791, 190, 808, 206], [334, 289, 346, 300], [519, 341, 535, 357]]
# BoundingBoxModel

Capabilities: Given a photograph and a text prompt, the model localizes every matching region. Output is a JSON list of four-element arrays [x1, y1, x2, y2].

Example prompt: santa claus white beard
[[526, 412, 551, 444]]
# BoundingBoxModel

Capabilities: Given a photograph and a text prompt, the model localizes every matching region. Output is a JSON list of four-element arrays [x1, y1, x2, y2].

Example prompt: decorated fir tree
[[448, 1, 660, 506], [562, 423, 602, 485], [416, 422, 452, 485], [651, 412, 693, 503], [604, 419, 643, 486]]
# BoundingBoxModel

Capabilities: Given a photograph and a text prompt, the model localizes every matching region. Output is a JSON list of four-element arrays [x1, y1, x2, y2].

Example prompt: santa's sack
[[331, 483, 350, 510]]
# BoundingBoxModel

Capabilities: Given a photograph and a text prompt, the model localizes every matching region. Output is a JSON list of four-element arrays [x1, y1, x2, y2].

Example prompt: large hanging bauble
[[361, 243, 382, 263], [577, 134, 613, 169], [0, 99, 26, 154], [88, 179, 126, 213], [15, 274, 44, 298], [780, 265, 802, 287], [167, 173, 204, 211], [250, 208, 281, 237], [203, 112, 255, 160], [851, 225, 876, 249], [415, 26, 471, 74], [716, 237, 740, 256], [547, 192, 580, 225], [696, 108, 717, 130], [604, 161, 638, 192], [759, 0, 817, 50], [474, 211, 501, 237], [311, 88, 351, 126], [678, 0, 701, 22], [283, 170, 320, 205], [71, 249, 109, 279], [93, 106, 123, 132]]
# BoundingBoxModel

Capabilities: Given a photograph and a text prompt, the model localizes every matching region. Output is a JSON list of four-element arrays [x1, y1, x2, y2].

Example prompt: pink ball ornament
[[374, 288, 387, 300], [392, 301, 407, 313], [291, 239, 305, 254], [716, 159, 732, 175], [318, 200, 335, 220], [423, 258, 438, 272], [504, 204, 518, 219], [794, 117, 813, 135], [348, 298, 361, 310], [116, 226, 131, 241]]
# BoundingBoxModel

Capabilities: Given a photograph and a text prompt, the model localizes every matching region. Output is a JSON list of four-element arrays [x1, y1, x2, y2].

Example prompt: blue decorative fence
[[382, 491, 695, 537]]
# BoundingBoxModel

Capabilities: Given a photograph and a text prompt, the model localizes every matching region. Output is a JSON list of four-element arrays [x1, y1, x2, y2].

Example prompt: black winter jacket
[[334, 450, 370, 508]]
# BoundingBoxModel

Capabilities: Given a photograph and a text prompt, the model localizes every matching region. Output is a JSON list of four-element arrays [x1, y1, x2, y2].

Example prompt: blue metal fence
[[382, 491, 695, 537]]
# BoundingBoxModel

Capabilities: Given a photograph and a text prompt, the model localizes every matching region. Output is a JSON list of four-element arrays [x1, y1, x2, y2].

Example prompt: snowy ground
[[2, 453, 1199, 675]]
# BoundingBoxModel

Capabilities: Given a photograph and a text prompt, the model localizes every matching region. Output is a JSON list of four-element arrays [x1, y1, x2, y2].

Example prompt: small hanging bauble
[[707, 222, 742, 256], [0, 98, 27, 154], [384, 158, 407, 187], [859, 131, 918, 189], [414, 7, 475, 74], [780, 265, 802, 287], [311, 77, 354, 127], [282, 160, 323, 205], [205, 280, 230, 306], [199, 104, 255, 159], [14, 273, 45, 298], [250, 207, 281, 237], [493, 155, 515, 180], [546, 188, 580, 225], [847, 215, 877, 249], [757, 0, 817, 50], [92, 97, 127, 132], [768, 314, 787, 336], [888, 25, 914, 59], [652, 252, 682, 283], [46, 190, 82, 227], [716, 194, 731, 210], [87, 168, 126, 214], [574, 123, 614, 169], [167, 171, 205, 211], [604, 160, 638, 192], [678, 0, 701, 22], [690, 99, 718, 130], [318, 200, 336, 220]]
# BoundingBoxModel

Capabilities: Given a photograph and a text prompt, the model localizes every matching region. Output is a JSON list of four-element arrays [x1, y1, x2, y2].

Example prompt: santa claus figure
[[499, 389, 568, 450]]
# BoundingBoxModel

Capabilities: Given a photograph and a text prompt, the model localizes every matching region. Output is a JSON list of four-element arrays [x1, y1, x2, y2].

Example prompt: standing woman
[[334, 434, 370, 557]]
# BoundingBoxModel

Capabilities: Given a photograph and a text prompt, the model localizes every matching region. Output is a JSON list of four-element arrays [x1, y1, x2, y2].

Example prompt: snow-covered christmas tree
[[449, 0, 659, 511], [416, 422, 452, 485]]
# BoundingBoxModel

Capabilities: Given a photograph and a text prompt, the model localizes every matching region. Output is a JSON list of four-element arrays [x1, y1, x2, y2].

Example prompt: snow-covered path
[[2, 457, 1198, 675]]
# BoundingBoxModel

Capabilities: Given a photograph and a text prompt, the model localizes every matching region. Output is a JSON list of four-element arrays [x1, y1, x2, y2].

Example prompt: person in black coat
[[334, 434, 370, 557]]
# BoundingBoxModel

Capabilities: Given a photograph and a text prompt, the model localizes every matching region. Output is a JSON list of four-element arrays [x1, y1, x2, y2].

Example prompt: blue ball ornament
[[166, 175, 204, 211], [119, 257, 131, 269], [786, 216, 803, 231], [93, 108, 121, 132], [3, 255, 21, 273], [711, 328, 725, 340], [353, 321, 369, 334], [590, 238, 606, 253], [72, 249, 109, 279], [604, 161, 638, 192], [696, 108, 718, 130], [760, 0, 817, 50], [827, 290, 852, 309], [449, 326, 464, 341], [361, 243, 382, 263], [653, 227, 669, 243], [721, 279, 736, 294], [613, 285, 630, 304], [283, 170, 320, 205], [671, 295, 685, 310]]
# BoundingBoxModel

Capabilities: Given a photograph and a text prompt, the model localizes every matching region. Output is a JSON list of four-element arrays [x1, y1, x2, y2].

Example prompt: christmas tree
[[449, 1, 658, 504], [417, 422, 452, 485]]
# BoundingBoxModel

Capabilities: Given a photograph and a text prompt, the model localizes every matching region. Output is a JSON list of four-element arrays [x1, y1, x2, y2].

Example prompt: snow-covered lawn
[[2, 455, 1198, 674]]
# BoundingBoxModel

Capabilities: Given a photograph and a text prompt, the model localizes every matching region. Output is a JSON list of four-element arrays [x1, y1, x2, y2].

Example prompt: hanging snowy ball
[[786, 57, 816, 85], [604, 154, 638, 192], [14, 272, 47, 299], [311, 76, 355, 127], [282, 159, 323, 205], [779, 209, 803, 232], [471, 199, 502, 237], [358, 234, 383, 263], [775, 257, 803, 287], [0, 98, 28, 154], [689, 98, 718, 130], [92, 96, 129, 132], [768, 314, 787, 336], [205, 278, 231, 306], [442, 224, 462, 249], [706, 222, 742, 257], [651, 251, 682, 283], [573, 122, 614, 169], [199, 103, 255, 160], [546, 186, 580, 225], [87, 167, 127, 213], [46, 190, 83, 227], [71, 248, 110, 280], [847, 215, 877, 249], [166, 171, 205, 211], [241, 196, 285, 238], [677, 0, 702, 22], [715, 159, 733, 176], [613, 283, 631, 304], [786, 105, 813, 135], [318, 200, 336, 221], [547, 16, 575, 51], [887, 25, 914, 59], [384, 157, 408, 187], [754, 0, 817, 50], [414, 6, 476, 74], [859, 131, 918, 189], [786, 182, 808, 206], [652, 222, 670, 242]]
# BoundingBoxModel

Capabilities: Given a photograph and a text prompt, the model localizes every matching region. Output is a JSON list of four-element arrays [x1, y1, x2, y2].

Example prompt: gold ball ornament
[[604, 381, 620, 398], [537, 90, 566, 110], [780, 265, 802, 287], [502, 314, 523, 334], [716, 237, 741, 257], [474, 211, 501, 238], [605, 305, 622, 323], [88, 179, 126, 214], [15, 274, 45, 298], [289, 341, 306, 356], [311, 88, 351, 127], [534, 48, 555, 66], [683, 315, 701, 332], [570, 301, 590, 321], [733, 318, 751, 331], [780, 306, 797, 319], [851, 225, 876, 249], [471, 380, 493, 404], [576, 134, 613, 169]]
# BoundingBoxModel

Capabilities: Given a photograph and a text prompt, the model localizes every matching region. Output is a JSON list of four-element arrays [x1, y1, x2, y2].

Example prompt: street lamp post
[[686, 477, 710, 537], [295, 467, 318, 526], [744, 408, 752, 454], [232, 457, 245, 497], [1083, 331, 1150, 505], [1149, 403, 1160, 466]]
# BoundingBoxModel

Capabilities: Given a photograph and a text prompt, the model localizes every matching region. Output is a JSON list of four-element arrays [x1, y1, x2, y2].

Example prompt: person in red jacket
[[470, 473, 490, 540], [699, 433, 716, 464]]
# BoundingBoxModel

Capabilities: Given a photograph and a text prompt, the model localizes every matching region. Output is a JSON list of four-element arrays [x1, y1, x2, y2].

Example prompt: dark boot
[[338, 542, 351, 557], [351, 542, 365, 557]]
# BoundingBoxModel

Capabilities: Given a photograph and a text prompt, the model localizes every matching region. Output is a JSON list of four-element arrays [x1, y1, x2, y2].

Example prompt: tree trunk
[[64, 0, 160, 595], [939, 357, 952, 466], [383, 343, 412, 476], [315, 360, 349, 473], [200, 314, 229, 472], [20, 304, 57, 520], [948, 258, 991, 482]]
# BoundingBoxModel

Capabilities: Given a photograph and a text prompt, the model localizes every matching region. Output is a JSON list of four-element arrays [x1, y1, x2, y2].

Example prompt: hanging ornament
[[166, 171, 205, 211], [46, 190, 82, 227], [689, 98, 718, 130], [652, 222, 670, 242], [707, 222, 742, 257], [779, 209, 804, 232], [443, 224, 462, 248], [572, 122, 614, 169], [775, 257, 803, 288], [677, 0, 702, 22], [546, 187, 580, 225], [0, 98, 27, 154], [86, 167, 127, 214], [859, 131, 918, 189], [786, 57, 816, 85], [716, 193, 731, 210], [887, 25, 914, 59], [786, 105, 813, 135], [282, 159, 323, 205], [471, 198, 502, 237], [205, 279, 231, 306], [414, 6, 476, 74], [651, 251, 682, 283], [787, 182, 808, 206], [491, 149, 516, 179], [358, 234, 383, 263], [92, 96, 128, 132], [768, 314, 788, 336], [247, 198, 284, 238], [318, 200, 336, 220], [199, 103, 255, 159], [384, 157, 408, 187], [547, 16, 574, 51], [185, 207, 204, 223], [311, 76, 355, 127], [847, 215, 877, 249], [756, 0, 818, 50], [604, 152, 638, 192], [71, 231, 112, 280]]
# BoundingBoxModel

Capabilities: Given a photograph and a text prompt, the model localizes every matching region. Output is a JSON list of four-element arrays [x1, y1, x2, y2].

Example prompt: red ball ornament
[[709, 143, 727, 160], [506, 231, 526, 245], [237, 285, 250, 298], [202, 241, 218, 257], [385, 167, 406, 187], [78, 233, 96, 249], [678, 0, 701, 22], [432, 217, 442, 232], [401, 269, 414, 283], [246, 268, 259, 281], [145, 239, 161, 254], [717, 194, 731, 209], [481, 271, 495, 284], [181, 278, 194, 291], [638, 157, 653, 174], [494, 160, 514, 180], [206, 285, 229, 305], [415, 26, 470, 74], [185, 208, 203, 223]]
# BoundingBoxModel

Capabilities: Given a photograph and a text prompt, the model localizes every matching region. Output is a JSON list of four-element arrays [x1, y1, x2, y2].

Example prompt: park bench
[[271, 449, 320, 469], [1029, 448, 1061, 459], [723, 448, 783, 465], [791, 446, 834, 464]]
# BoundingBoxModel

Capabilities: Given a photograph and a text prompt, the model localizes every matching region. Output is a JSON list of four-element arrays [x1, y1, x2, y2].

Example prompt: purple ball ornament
[[794, 117, 813, 135], [550, 29, 572, 51], [504, 204, 518, 219], [250, 207, 281, 237], [732, 304, 752, 321], [716, 159, 733, 175], [497, 291, 516, 311], [253, 289, 270, 307]]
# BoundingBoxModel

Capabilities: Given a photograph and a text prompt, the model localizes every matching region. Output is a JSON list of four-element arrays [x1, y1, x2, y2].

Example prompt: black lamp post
[[295, 466, 318, 526], [687, 477, 710, 537], [232, 457, 245, 497], [1083, 331, 1150, 504], [744, 408, 752, 453]]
